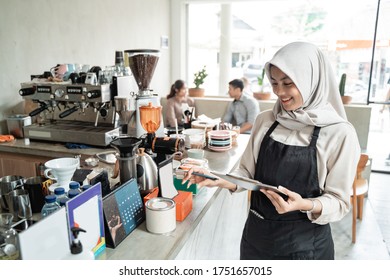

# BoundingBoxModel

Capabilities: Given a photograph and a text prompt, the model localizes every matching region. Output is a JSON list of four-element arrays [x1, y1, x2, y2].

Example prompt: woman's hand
[[260, 186, 306, 214], [182, 167, 237, 191]]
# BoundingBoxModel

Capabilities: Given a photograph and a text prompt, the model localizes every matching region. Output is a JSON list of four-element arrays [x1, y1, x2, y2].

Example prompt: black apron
[[240, 121, 334, 260]]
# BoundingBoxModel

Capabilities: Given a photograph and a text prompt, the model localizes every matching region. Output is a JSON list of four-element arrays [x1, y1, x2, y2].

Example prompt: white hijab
[[265, 42, 348, 130]]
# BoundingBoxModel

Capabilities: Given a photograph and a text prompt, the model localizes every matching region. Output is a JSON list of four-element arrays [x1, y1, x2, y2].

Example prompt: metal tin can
[[6, 114, 32, 138], [145, 197, 176, 234]]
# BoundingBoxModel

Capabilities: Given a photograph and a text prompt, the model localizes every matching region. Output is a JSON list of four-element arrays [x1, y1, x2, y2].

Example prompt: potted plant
[[253, 68, 271, 100], [188, 66, 208, 97], [339, 73, 352, 104]]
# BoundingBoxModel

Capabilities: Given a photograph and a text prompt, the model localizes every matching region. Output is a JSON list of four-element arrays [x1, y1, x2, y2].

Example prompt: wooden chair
[[351, 153, 369, 243]]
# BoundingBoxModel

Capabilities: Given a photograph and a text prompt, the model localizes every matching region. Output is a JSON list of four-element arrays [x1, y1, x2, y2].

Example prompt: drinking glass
[[0, 213, 19, 260]]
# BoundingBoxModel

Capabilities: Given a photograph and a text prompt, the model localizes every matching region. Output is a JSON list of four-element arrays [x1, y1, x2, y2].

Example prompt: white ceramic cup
[[182, 128, 205, 149], [44, 158, 79, 191], [187, 148, 205, 159]]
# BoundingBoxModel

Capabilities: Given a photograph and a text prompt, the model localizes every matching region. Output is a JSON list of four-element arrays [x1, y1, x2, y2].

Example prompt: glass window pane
[[370, 0, 390, 104], [188, 0, 379, 104]]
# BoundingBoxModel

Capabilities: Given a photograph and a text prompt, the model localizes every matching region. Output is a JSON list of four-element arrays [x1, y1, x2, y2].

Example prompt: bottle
[[62, 227, 94, 260], [114, 51, 125, 76], [80, 184, 92, 192], [41, 195, 60, 218], [67, 189, 80, 199], [54, 187, 68, 206], [68, 181, 81, 194], [0, 213, 19, 259]]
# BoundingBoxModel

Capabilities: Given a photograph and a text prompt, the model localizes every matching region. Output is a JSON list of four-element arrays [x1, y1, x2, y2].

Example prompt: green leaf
[[193, 66, 208, 88]]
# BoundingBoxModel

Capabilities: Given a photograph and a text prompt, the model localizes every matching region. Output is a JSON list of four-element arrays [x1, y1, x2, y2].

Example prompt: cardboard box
[[174, 190, 192, 221], [173, 176, 198, 194]]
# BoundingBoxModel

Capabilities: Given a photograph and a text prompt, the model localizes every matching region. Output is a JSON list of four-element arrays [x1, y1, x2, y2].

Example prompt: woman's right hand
[[182, 167, 237, 191]]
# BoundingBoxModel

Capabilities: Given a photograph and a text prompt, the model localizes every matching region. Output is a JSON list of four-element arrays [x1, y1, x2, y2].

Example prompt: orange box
[[143, 188, 192, 222], [173, 190, 193, 221], [143, 187, 159, 205]]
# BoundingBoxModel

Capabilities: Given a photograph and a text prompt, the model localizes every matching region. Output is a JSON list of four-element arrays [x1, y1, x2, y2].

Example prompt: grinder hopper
[[125, 49, 160, 97]]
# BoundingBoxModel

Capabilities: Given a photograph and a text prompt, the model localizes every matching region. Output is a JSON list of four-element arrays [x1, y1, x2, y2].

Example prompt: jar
[[0, 213, 19, 260]]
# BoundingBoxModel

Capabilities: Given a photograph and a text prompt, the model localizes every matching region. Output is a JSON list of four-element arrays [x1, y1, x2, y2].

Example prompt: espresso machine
[[19, 80, 119, 146]]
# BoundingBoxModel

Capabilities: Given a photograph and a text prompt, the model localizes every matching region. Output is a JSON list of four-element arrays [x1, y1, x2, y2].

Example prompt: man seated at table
[[223, 79, 260, 134]]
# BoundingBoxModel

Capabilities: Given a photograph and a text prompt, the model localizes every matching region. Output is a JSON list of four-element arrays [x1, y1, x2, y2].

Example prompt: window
[[186, 0, 388, 105]]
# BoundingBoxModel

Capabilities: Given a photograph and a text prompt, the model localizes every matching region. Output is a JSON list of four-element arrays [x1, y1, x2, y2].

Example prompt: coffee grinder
[[139, 102, 185, 164], [124, 49, 164, 137]]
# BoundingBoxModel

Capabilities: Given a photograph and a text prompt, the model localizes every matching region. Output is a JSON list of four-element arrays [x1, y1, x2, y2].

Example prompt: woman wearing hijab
[[183, 42, 360, 260], [166, 80, 195, 127]]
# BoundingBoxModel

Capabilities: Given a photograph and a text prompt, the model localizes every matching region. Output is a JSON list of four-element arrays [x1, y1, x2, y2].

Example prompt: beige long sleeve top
[[233, 110, 360, 225], [165, 97, 195, 127]]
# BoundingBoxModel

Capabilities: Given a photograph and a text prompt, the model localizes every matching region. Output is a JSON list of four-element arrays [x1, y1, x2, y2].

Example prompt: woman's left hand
[[260, 186, 304, 214]]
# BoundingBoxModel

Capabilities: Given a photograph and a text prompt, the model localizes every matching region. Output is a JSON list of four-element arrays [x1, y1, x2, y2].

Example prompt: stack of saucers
[[207, 130, 233, 152]]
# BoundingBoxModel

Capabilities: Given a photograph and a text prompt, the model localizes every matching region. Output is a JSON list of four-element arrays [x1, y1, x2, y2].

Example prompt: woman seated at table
[[166, 80, 195, 128]]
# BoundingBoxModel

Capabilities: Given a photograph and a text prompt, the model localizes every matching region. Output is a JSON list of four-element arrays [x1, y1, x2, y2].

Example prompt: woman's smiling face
[[270, 65, 303, 111]]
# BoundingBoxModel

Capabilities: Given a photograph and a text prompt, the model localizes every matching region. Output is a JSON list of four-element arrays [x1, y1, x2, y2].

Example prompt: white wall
[[0, 0, 170, 133]]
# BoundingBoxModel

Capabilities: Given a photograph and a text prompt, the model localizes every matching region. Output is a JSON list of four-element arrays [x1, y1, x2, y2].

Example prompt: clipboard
[[210, 171, 289, 200]]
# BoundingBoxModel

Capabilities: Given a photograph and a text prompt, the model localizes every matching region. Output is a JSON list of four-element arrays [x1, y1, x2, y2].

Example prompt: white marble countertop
[[0, 134, 250, 260], [100, 134, 250, 260]]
